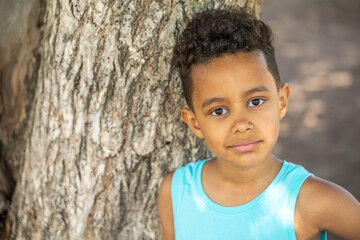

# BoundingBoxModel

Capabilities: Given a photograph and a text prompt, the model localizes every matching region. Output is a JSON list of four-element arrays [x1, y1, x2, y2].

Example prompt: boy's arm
[[158, 171, 175, 240], [296, 176, 360, 239]]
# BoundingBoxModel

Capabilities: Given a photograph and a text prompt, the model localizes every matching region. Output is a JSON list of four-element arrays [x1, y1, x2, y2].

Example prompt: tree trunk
[[1, 0, 262, 239]]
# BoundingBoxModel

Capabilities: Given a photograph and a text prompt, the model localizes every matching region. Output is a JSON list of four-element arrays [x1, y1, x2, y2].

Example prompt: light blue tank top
[[171, 159, 327, 240]]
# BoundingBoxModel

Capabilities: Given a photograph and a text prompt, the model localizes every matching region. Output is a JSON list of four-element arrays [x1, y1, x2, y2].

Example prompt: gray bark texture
[[1, 0, 262, 239]]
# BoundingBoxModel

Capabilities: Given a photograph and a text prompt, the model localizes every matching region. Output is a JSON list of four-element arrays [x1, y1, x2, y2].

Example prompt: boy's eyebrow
[[201, 97, 226, 109], [243, 85, 269, 97], [201, 85, 270, 109]]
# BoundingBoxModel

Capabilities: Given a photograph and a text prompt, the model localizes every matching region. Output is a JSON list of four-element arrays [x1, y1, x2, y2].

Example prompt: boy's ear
[[279, 83, 290, 120], [181, 108, 204, 139]]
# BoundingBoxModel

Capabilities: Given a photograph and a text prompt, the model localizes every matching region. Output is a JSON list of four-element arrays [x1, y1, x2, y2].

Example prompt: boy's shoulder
[[158, 170, 175, 199], [158, 170, 175, 240], [295, 176, 360, 239]]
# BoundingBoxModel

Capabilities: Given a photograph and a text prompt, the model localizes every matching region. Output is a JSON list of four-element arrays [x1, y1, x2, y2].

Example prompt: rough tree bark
[[1, 0, 262, 239]]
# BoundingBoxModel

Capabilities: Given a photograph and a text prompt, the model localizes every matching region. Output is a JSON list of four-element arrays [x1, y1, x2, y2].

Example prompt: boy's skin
[[158, 50, 360, 239]]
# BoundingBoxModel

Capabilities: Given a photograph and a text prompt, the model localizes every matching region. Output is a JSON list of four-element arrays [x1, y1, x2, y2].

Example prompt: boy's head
[[173, 8, 280, 111]]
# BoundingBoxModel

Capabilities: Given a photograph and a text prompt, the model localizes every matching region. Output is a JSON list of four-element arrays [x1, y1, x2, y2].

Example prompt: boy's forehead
[[190, 50, 274, 92]]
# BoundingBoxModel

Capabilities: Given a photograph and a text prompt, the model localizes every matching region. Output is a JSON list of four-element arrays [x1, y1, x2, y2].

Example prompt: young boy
[[158, 8, 360, 240]]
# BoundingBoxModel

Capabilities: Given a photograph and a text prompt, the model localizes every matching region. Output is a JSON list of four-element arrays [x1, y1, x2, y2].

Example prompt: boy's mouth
[[227, 140, 262, 153]]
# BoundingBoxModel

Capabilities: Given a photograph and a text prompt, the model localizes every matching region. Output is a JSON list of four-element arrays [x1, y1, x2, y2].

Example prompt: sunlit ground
[[262, 0, 360, 236]]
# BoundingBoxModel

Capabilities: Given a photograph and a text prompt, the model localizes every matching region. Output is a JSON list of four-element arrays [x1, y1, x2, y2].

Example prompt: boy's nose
[[231, 116, 253, 134]]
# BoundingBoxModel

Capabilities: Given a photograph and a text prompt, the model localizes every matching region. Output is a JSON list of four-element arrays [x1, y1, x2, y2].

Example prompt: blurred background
[[262, 1, 360, 238]]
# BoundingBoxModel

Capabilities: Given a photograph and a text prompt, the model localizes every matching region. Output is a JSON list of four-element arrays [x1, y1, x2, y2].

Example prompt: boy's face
[[181, 50, 289, 168]]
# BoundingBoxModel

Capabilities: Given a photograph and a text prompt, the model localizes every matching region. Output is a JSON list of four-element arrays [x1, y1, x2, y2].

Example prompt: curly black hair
[[173, 8, 280, 111]]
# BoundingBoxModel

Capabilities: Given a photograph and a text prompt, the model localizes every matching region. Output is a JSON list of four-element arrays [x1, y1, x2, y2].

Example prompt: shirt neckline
[[195, 159, 288, 215]]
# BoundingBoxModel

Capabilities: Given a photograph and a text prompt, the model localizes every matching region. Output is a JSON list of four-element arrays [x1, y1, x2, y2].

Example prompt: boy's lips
[[227, 140, 262, 153]]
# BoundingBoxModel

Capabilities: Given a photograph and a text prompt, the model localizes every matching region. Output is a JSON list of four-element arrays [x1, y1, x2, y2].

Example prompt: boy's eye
[[248, 98, 264, 107], [210, 108, 228, 116]]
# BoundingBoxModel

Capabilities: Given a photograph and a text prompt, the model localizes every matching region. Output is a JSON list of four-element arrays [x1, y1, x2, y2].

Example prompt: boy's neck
[[205, 154, 283, 187]]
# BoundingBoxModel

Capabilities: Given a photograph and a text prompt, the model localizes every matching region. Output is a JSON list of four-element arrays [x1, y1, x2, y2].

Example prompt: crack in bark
[[116, 180, 127, 234], [145, 12, 167, 57], [86, 156, 111, 238], [119, 122, 129, 153], [131, 0, 151, 44], [99, 190, 109, 239], [101, 62, 116, 119]]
